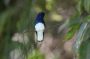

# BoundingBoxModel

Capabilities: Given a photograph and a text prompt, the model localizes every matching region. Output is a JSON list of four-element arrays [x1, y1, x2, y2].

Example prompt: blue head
[[35, 12, 45, 25]]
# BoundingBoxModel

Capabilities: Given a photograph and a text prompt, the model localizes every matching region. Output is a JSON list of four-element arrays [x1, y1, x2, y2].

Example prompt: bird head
[[35, 12, 45, 25]]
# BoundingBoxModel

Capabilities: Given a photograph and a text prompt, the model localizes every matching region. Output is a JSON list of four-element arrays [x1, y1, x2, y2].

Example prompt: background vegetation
[[0, 0, 90, 59]]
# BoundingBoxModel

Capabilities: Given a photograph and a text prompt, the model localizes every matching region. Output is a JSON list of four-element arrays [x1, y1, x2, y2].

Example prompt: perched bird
[[35, 12, 45, 42]]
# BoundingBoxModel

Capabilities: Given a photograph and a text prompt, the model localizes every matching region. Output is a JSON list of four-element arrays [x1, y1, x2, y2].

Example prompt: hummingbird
[[35, 12, 45, 42]]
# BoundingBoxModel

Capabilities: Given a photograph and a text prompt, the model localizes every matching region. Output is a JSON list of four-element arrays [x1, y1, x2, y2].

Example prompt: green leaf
[[76, 0, 83, 15], [27, 49, 45, 59], [73, 22, 90, 59], [83, 15, 90, 22], [79, 39, 90, 59], [84, 0, 90, 14]]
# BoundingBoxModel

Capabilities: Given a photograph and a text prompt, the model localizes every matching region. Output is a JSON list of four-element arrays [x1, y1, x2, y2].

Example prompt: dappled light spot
[[46, 0, 54, 11], [10, 48, 24, 59], [50, 12, 63, 22], [34, 6, 42, 13], [12, 33, 29, 44]]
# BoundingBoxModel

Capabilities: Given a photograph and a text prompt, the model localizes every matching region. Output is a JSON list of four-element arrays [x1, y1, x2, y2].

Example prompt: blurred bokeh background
[[0, 0, 90, 59]]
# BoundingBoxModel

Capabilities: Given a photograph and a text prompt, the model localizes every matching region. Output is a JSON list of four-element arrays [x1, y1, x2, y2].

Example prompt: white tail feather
[[37, 31, 44, 41]]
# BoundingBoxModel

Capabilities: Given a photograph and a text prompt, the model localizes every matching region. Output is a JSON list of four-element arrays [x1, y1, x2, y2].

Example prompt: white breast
[[35, 23, 45, 31], [35, 23, 45, 41]]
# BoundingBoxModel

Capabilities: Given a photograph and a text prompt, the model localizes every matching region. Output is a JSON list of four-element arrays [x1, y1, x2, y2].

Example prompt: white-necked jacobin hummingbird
[[35, 12, 45, 42]]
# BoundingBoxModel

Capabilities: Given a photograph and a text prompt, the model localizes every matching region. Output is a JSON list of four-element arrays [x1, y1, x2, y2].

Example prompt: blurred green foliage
[[71, 0, 90, 59], [0, 0, 90, 59], [27, 49, 45, 59]]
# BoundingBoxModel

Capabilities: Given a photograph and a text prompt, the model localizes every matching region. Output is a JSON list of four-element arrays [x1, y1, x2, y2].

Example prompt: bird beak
[[37, 31, 44, 42]]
